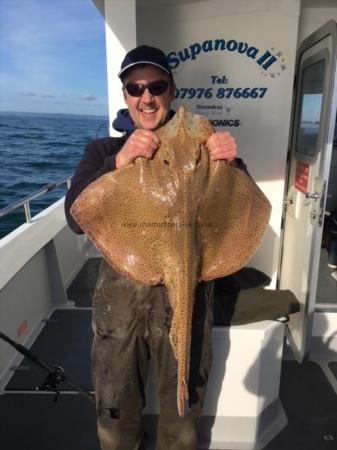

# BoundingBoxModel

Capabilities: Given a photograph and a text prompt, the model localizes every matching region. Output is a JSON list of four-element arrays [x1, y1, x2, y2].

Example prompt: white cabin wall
[[100, 0, 337, 284], [298, 0, 337, 44], [103, 0, 137, 136], [136, 0, 301, 285]]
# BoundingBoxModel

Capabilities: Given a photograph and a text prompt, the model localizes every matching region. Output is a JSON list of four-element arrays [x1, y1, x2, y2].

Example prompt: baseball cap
[[118, 45, 173, 79]]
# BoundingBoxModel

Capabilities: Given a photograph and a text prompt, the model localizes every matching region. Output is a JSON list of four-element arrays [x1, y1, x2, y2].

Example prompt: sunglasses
[[125, 80, 169, 97]]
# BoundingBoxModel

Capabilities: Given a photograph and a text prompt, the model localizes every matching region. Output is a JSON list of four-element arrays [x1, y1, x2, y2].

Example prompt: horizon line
[[0, 109, 109, 118]]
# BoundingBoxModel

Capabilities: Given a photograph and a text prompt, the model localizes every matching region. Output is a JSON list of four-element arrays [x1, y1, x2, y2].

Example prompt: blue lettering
[[257, 51, 277, 70], [256, 50, 271, 66], [202, 40, 213, 52], [227, 40, 238, 52], [167, 39, 280, 72], [210, 118, 241, 127], [178, 48, 191, 62], [247, 47, 259, 59], [237, 42, 248, 54], [262, 55, 277, 70], [167, 52, 180, 69], [190, 43, 202, 60], [214, 39, 226, 50]]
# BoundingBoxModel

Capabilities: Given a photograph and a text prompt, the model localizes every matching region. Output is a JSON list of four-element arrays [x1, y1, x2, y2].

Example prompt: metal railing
[[0, 177, 71, 224], [95, 121, 109, 138]]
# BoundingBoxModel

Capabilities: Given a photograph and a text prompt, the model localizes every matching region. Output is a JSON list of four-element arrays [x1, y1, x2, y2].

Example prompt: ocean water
[[0, 111, 109, 239]]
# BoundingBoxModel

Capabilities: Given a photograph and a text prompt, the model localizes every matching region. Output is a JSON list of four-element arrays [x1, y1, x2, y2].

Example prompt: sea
[[0, 111, 109, 239]]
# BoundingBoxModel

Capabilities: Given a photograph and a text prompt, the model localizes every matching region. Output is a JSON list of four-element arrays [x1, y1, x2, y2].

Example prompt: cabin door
[[279, 20, 337, 362]]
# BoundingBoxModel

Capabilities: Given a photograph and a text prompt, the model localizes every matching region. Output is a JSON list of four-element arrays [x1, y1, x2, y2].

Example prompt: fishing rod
[[0, 331, 95, 405]]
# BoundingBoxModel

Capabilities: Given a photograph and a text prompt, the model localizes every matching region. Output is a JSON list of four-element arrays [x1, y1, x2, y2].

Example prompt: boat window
[[294, 58, 326, 163]]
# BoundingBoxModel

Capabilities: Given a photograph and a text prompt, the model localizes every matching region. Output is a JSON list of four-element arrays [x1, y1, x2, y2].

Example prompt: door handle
[[308, 182, 327, 226], [305, 191, 319, 201], [283, 196, 293, 206], [309, 210, 317, 220]]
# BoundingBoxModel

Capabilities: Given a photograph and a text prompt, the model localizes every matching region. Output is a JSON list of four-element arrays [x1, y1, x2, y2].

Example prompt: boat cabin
[[0, 1, 336, 449]]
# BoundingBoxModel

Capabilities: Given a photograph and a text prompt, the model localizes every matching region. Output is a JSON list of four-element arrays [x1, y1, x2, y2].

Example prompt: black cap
[[118, 45, 173, 79]]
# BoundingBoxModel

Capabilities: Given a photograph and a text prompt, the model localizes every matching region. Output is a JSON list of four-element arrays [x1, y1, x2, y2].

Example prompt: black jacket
[[65, 134, 128, 234]]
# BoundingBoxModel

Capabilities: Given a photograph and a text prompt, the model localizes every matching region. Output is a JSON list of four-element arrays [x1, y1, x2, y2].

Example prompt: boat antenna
[[0, 331, 95, 405]]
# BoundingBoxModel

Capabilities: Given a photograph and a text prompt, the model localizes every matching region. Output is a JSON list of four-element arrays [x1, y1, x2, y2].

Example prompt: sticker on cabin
[[168, 39, 285, 77], [168, 36, 288, 131], [16, 320, 28, 337], [295, 161, 309, 194]]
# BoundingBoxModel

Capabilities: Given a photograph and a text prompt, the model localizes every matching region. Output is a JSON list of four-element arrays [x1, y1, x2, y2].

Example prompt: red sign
[[17, 320, 28, 337], [295, 161, 309, 194]]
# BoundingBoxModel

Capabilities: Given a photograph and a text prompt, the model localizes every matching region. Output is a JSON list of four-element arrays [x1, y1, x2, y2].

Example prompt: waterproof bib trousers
[[92, 260, 214, 450]]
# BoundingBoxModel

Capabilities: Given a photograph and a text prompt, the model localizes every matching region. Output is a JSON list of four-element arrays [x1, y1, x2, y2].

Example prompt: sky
[[0, 0, 108, 116]]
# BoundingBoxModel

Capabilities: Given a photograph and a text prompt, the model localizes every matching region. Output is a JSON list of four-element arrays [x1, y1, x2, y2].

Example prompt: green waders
[[92, 260, 214, 450]]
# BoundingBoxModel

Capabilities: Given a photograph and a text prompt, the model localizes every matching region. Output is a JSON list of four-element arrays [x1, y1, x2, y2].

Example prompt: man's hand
[[116, 129, 160, 169], [205, 132, 237, 162]]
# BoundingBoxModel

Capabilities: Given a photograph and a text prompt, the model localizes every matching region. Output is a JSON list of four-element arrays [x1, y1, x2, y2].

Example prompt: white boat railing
[[0, 177, 71, 224]]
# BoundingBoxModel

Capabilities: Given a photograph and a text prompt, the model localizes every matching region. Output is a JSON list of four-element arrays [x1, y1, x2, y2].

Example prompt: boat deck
[[1, 258, 336, 450]]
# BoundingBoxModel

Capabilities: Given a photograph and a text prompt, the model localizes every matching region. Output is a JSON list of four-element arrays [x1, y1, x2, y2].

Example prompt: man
[[65, 45, 242, 450]]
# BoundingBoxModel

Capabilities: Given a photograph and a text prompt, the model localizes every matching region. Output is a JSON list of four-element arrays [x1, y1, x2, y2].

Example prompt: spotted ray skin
[[70, 106, 271, 416]]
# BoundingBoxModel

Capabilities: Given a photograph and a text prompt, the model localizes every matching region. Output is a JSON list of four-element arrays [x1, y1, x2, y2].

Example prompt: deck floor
[[316, 249, 337, 305], [1, 258, 337, 450]]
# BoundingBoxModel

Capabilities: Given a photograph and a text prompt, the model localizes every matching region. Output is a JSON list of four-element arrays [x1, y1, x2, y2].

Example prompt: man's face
[[122, 65, 175, 131]]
